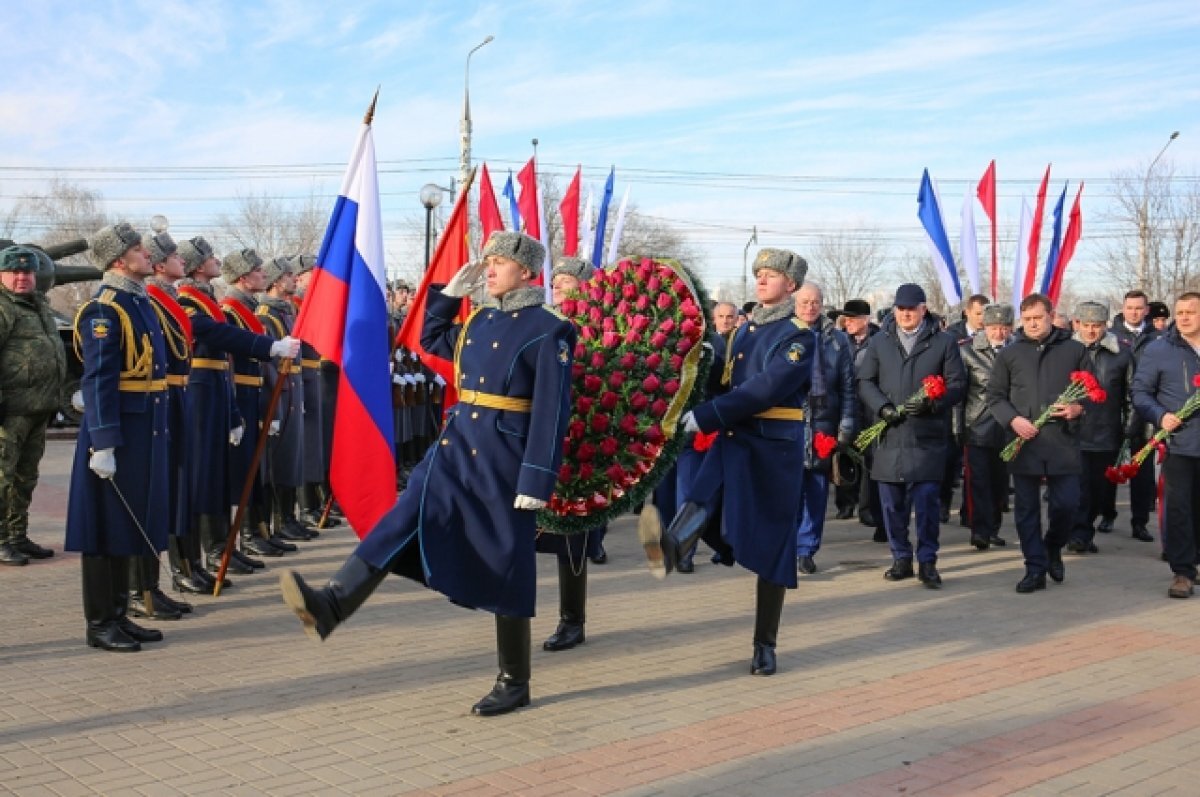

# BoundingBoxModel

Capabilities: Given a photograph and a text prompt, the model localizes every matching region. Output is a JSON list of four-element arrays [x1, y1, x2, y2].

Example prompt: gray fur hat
[[261, 256, 294, 288], [481, 231, 545, 277], [145, 231, 177, 265], [1075, 301, 1109, 324], [178, 236, 215, 274], [551, 255, 594, 283], [982, 303, 1015, 326], [292, 254, 318, 275], [752, 248, 807, 286], [88, 222, 142, 270], [221, 249, 263, 284]]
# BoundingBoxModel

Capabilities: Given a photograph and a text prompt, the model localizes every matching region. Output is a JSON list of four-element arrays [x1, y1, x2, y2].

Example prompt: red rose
[[672, 279, 687, 294], [577, 442, 596, 462], [631, 314, 651, 332], [589, 286, 604, 302], [659, 317, 676, 334], [600, 391, 620, 411], [619, 352, 637, 370], [651, 398, 669, 417], [560, 299, 577, 316], [580, 326, 596, 340], [588, 306, 604, 325], [680, 299, 700, 318], [629, 391, 649, 411], [680, 318, 698, 339], [624, 329, 640, 345], [615, 300, 630, 316], [603, 291, 616, 306], [656, 293, 674, 311], [622, 283, 637, 300], [647, 275, 661, 292], [669, 354, 683, 370], [637, 262, 653, 282], [646, 352, 662, 370], [635, 295, 650, 311], [579, 463, 594, 481], [602, 331, 621, 349], [599, 436, 619, 457], [650, 332, 669, 349], [645, 424, 664, 444], [574, 342, 587, 359], [559, 464, 574, 481], [591, 352, 606, 370], [583, 375, 603, 394], [628, 441, 645, 457], [609, 371, 626, 389], [591, 413, 610, 433], [572, 363, 585, 379], [606, 464, 626, 484], [676, 337, 694, 355], [663, 379, 680, 396], [568, 420, 586, 440], [642, 374, 661, 393], [577, 396, 593, 414], [619, 413, 639, 435], [602, 316, 616, 331]]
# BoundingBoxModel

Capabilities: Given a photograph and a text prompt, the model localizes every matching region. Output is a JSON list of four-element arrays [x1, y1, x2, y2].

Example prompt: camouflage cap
[[982, 303, 1014, 326], [1075, 301, 1109, 324], [145, 231, 178, 265], [261, 256, 294, 288], [481, 231, 545, 277], [221, 249, 263, 283], [0, 245, 40, 272], [178, 236, 215, 274], [88, 222, 142, 270], [752, 248, 807, 286], [551, 255, 594, 283]]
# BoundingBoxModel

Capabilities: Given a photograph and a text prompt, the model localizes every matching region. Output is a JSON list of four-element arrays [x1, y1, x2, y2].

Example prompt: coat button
[[726, 430, 734, 437], [441, 439, 449, 446], [492, 342, 499, 349], [472, 449, 478, 456], [466, 339, 472, 345], [471, 411, 479, 419], [512, 312, 519, 318], [479, 376, 485, 384], [737, 353, 744, 359]]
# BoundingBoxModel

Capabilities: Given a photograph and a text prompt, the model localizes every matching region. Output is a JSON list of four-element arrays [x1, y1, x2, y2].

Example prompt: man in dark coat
[[955, 303, 1012, 551], [665, 248, 815, 677], [1108, 290, 1159, 540], [987, 293, 1090, 594], [857, 284, 966, 589], [281, 231, 574, 716], [794, 282, 855, 574], [1131, 293, 1200, 599], [1068, 302, 1134, 554], [944, 294, 989, 524], [66, 223, 170, 652]]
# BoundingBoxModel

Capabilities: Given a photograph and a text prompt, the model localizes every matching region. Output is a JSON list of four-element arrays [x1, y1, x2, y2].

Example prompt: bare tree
[[807, 228, 890, 309], [214, 188, 329, 260]]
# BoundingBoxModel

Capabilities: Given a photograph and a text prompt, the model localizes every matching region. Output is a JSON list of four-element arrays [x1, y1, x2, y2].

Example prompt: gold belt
[[301, 359, 321, 369], [166, 374, 189, 387], [233, 375, 263, 388], [458, 389, 532, 413], [285, 365, 302, 375], [191, 357, 229, 370], [118, 378, 167, 393], [754, 407, 806, 421]]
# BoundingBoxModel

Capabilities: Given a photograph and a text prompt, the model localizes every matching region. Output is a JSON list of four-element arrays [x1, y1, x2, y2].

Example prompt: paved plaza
[[3, 438, 1200, 796]]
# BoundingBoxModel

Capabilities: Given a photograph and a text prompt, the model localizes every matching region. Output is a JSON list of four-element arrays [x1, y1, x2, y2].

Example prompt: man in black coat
[[987, 294, 1090, 593], [857, 284, 966, 588], [1108, 290, 1160, 540]]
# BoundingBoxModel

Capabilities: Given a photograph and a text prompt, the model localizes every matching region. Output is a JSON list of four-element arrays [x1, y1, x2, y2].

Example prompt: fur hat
[[145, 231, 177, 265], [261, 256, 293, 288], [751, 248, 807, 286], [88, 223, 142, 270], [293, 254, 318, 275], [221, 249, 263, 284], [0, 245, 40, 272], [551, 255, 594, 283], [1075, 302, 1109, 324], [178, 236, 215, 274], [1149, 301, 1170, 320], [481, 231, 545, 277], [982, 303, 1015, 326]]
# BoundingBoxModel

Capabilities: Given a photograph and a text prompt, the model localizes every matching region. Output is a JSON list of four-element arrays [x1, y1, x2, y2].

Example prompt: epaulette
[[542, 304, 567, 322], [791, 317, 810, 331]]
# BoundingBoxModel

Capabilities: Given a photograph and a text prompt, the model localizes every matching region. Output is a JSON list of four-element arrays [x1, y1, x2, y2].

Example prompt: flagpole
[[364, 86, 380, 126], [741, 225, 758, 306]]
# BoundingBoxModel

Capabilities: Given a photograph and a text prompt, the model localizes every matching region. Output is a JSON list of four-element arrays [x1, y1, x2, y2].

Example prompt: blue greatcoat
[[147, 284, 193, 539], [355, 288, 575, 617], [222, 289, 268, 506], [66, 282, 170, 556], [686, 311, 815, 588], [178, 283, 274, 516], [298, 333, 325, 484], [257, 298, 305, 489]]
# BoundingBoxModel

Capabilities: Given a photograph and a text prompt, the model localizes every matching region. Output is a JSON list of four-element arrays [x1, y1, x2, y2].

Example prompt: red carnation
[[574, 342, 587, 359], [642, 374, 661, 393], [656, 293, 674, 311], [606, 464, 626, 484], [681, 318, 699, 339], [588, 306, 604, 325], [591, 413, 610, 433], [635, 295, 651, 311], [659, 317, 677, 334], [560, 299, 577, 316], [622, 283, 638, 300], [663, 379, 680, 396], [568, 420, 586, 440], [579, 463, 594, 481], [651, 398, 669, 417], [608, 371, 626, 389], [1104, 466, 1125, 485], [590, 352, 607, 370], [601, 316, 616, 331], [693, 431, 718, 452], [615, 299, 630, 316], [577, 441, 596, 462], [645, 424, 665, 444], [681, 299, 700, 319], [580, 326, 596, 341], [650, 331, 669, 349], [669, 354, 684, 371], [624, 329, 640, 345], [813, 431, 838, 459], [603, 291, 616, 306], [599, 436, 620, 457], [577, 396, 593, 414], [922, 375, 947, 400], [1192, 374, 1200, 388], [1089, 388, 1108, 404], [630, 391, 649, 411], [647, 275, 662, 292], [583, 375, 603, 394], [619, 352, 637, 369], [676, 337, 695, 355], [619, 413, 639, 435], [600, 391, 620, 411], [1120, 463, 1140, 479], [631, 314, 651, 332], [646, 352, 663, 370], [572, 363, 585, 379], [628, 441, 646, 457], [602, 331, 621, 349], [589, 286, 604, 302], [637, 262, 653, 282]]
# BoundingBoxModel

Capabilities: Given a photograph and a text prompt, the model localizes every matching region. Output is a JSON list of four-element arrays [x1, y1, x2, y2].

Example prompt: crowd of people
[[1, 224, 1195, 717]]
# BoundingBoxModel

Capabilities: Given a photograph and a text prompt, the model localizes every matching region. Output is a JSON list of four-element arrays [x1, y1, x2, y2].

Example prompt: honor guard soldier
[[66, 224, 170, 652], [664, 248, 816, 676], [0, 246, 67, 565], [292, 256, 337, 528], [256, 257, 311, 543], [281, 231, 575, 716]]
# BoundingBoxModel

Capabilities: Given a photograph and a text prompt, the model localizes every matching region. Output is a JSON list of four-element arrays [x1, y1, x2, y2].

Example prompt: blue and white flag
[[502, 170, 521, 232], [960, 190, 981, 296], [591, 167, 615, 267], [917, 169, 962, 306]]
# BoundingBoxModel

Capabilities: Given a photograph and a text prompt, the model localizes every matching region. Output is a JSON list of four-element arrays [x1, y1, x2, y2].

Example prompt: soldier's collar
[[226, 287, 257, 307], [147, 276, 178, 298], [177, 278, 214, 297], [749, 301, 795, 326], [489, 286, 545, 313], [259, 295, 294, 313], [101, 271, 147, 298]]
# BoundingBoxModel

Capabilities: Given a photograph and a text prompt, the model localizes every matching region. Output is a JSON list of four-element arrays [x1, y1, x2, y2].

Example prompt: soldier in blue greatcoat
[[66, 223, 170, 652], [281, 231, 574, 717], [664, 248, 815, 677]]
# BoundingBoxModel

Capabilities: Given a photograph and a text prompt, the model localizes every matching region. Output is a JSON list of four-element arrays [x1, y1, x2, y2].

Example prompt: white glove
[[71, 390, 85, 413], [394, 349, 405, 363], [514, 494, 547, 511], [433, 374, 446, 387], [392, 373, 404, 385], [229, 424, 245, 446], [413, 373, 426, 384], [442, 260, 486, 297], [268, 420, 281, 436], [404, 374, 417, 385], [681, 411, 700, 434], [270, 336, 302, 359], [89, 448, 116, 479]]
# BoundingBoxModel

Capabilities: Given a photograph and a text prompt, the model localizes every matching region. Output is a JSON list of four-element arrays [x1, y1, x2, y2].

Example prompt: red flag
[[516, 157, 540, 240], [478, 162, 505, 243], [1047, 183, 1084, 305], [560, 166, 582, 256], [396, 182, 472, 409], [977, 160, 997, 298], [1022, 164, 1051, 296]]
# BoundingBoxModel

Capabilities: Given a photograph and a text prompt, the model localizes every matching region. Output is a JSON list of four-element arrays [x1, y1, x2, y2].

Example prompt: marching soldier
[[66, 223, 169, 652], [0, 246, 67, 565], [281, 231, 575, 716]]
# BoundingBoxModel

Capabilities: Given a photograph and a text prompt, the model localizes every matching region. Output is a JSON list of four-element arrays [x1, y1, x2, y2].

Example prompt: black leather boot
[[543, 559, 586, 651], [663, 501, 708, 573], [169, 533, 206, 594], [274, 487, 315, 541], [83, 555, 140, 652], [751, 577, 786, 676], [472, 615, 531, 716], [884, 558, 915, 581], [302, 483, 341, 528], [113, 557, 163, 643], [918, 560, 943, 589], [1047, 547, 1066, 583], [279, 555, 387, 640], [129, 555, 182, 620]]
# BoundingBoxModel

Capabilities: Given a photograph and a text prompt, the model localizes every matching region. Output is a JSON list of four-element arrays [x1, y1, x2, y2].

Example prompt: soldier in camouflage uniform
[[0, 246, 68, 565]]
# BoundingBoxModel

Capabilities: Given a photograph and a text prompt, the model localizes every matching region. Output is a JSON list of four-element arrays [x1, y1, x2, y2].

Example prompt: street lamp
[[460, 35, 495, 193], [1137, 130, 1180, 290], [420, 183, 445, 270]]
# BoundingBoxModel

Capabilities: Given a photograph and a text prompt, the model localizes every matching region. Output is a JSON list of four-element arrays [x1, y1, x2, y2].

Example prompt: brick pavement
[[2, 439, 1199, 796]]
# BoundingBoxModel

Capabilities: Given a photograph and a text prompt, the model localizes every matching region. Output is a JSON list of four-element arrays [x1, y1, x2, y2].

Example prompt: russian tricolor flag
[[294, 116, 396, 538]]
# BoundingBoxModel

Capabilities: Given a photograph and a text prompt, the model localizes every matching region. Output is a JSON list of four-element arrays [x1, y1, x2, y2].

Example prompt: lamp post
[[1137, 130, 1180, 291], [420, 183, 445, 271], [741, 225, 758, 306], [460, 35, 495, 194]]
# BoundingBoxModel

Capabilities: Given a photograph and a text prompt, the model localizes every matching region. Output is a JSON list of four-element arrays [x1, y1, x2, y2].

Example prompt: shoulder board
[[97, 287, 118, 304], [791, 318, 810, 331], [542, 304, 567, 321], [255, 305, 270, 316]]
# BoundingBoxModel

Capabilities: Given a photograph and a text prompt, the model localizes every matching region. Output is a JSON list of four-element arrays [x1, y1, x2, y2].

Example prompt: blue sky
[[2, 0, 1198, 295]]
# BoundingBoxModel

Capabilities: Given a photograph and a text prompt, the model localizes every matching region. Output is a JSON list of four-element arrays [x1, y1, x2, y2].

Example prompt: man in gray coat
[[857, 284, 966, 589]]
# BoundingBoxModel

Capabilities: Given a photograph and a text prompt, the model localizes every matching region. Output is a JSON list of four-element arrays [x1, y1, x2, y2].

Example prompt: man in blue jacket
[[1131, 292, 1200, 599], [858, 284, 966, 589]]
